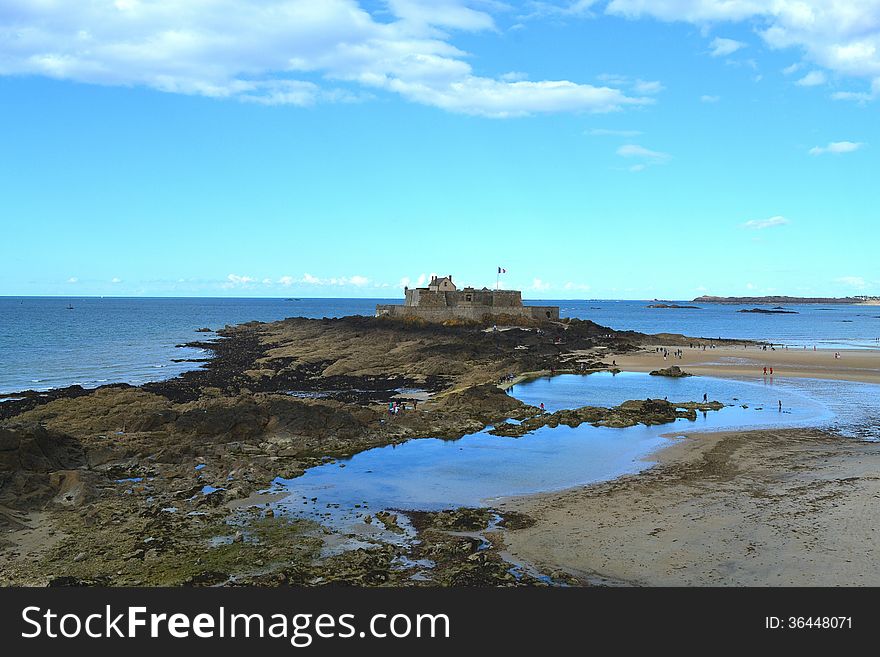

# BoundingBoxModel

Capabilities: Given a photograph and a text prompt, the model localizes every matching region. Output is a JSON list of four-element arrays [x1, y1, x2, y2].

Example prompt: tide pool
[[272, 373, 880, 532]]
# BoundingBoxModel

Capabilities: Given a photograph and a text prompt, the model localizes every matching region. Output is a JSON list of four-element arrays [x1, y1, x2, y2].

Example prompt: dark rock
[[646, 304, 701, 309], [490, 398, 724, 437], [737, 308, 799, 314], [47, 575, 111, 587], [649, 366, 693, 377]]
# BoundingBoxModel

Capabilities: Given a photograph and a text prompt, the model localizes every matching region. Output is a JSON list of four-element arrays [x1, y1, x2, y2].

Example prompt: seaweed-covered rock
[[490, 398, 724, 437]]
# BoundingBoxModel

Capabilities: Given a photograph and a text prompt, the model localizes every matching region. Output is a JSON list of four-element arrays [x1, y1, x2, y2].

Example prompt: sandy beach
[[502, 427, 880, 585], [608, 344, 880, 384], [501, 347, 880, 586]]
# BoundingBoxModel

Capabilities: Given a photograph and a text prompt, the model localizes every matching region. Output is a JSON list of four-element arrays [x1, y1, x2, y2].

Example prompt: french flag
[[498, 267, 506, 274]]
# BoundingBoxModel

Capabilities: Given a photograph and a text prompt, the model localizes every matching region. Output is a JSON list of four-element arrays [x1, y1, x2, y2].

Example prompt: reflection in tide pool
[[272, 373, 880, 529], [513, 371, 825, 416]]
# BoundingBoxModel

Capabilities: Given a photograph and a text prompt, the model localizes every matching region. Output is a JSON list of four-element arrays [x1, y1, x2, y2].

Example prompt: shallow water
[[514, 372, 877, 439], [272, 373, 880, 534]]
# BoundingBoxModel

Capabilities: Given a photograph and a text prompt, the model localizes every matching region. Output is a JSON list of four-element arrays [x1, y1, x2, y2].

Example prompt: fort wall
[[376, 304, 560, 322]]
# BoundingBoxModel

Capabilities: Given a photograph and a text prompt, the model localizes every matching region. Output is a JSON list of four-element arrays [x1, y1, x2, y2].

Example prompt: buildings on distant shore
[[376, 274, 560, 322]]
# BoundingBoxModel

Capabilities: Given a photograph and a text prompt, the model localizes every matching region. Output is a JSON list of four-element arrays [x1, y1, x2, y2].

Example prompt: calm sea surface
[[1, 297, 878, 394]]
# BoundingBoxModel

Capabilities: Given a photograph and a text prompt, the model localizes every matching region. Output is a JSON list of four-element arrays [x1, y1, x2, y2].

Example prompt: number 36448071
[[765, 617, 852, 629]]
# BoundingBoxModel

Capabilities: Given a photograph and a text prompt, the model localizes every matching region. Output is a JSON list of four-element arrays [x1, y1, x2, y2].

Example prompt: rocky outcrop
[[738, 308, 799, 315], [490, 399, 724, 437], [430, 383, 528, 421], [0, 424, 86, 509], [647, 304, 701, 309], [649, 366, 693, 377]]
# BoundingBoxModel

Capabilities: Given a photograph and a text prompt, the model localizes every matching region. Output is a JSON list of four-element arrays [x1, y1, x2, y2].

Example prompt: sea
[[1, 296, 879, 395]]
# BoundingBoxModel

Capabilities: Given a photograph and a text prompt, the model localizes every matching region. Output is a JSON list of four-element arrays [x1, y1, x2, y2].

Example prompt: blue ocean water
[[1, 297, 878, 394]]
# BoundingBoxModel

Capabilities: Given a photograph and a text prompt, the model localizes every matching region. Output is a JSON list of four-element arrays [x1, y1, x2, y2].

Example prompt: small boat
[[66, 304, 74, 310]]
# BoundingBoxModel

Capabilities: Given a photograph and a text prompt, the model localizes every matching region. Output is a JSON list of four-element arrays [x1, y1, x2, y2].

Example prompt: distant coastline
[[693, 295, 880, 305]]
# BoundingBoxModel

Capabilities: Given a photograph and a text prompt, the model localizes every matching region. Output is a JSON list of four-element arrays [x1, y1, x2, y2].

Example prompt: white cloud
[[832, 79, 880, 102], [530, 278, 551, 291], [595, 73, 664, 98], [836, 276, 867, 289], [606, 1, 765, 22], [742, 215, 789, 229], [563, 281, 591, 291], [633, 79, 664, 94], [111, 277, 122, 283], [782, 62, 802, 75], [700, 94, 720, 102], [517, 0, 600, 21], [388, 76, 650, 117], [278, 272, 372, 287], [795, 70, 827, 86], [388, 0, 495, 31], [616, 143, 670, 171], [808, 140, 864, 155], [223, 273, 256, 288], [709, 37, 747, 57], [597, 73, 629, 86], [66, 277, 78, 284], [605, 2, 880, 100], [587, 128, 643, 137], [0, 0, 650, 117], [617, 143, 670, 160]]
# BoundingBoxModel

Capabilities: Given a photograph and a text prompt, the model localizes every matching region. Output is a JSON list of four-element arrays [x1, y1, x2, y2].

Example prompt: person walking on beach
[[763, 367, 767, 376], [540, 402, 545, 413], [703, 393, 708, 403], [778, 400, 782, 412], [769, 367, 773, 375]]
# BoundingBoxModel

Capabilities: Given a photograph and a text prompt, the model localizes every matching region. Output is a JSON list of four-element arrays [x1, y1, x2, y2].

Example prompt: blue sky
[[1, 1, 877, 299]]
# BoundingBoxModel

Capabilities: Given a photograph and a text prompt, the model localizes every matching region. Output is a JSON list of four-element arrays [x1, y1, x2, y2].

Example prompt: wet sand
[[609, 345, 880, 384], [501, 426, 880, 586]]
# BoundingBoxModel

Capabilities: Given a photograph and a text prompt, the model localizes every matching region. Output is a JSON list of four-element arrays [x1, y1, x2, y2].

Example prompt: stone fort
[[376, 275, 560, 322]]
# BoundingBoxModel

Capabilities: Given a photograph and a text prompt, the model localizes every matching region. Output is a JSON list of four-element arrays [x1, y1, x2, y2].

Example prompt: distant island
[[694, 295, 880, 305], [647, 303, 701, 309]]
